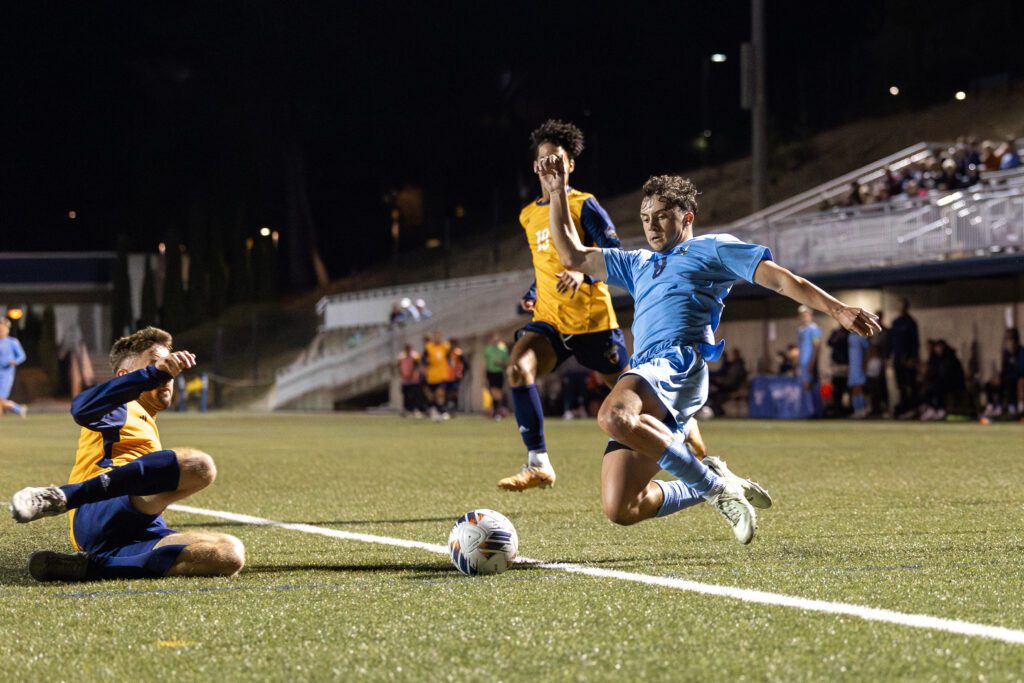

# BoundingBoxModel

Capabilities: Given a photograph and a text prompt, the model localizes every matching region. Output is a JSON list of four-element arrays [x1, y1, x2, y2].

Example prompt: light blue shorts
[[624, 345, 708, 436]]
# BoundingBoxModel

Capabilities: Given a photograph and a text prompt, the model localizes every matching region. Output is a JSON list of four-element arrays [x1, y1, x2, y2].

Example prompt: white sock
[[528, 450, 551, 469]]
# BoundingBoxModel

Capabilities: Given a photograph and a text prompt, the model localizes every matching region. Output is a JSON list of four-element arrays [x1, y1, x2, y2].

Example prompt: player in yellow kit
[[8, 327, 245, 581], [498, 120, 630, 491], [423, 331, 452, 421]]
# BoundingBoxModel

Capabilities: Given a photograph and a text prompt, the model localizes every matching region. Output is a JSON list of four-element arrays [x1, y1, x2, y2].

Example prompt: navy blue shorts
[[72, 495, 184, 576], [517, 321, 628, 375]]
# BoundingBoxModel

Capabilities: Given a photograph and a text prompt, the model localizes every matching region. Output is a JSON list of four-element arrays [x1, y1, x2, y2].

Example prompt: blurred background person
[[0, 317, 28, 418], [483, 333, 510, 421], [890, 299, 921, 418], [446, 338, 465, 414], [397, 343, 424, 418], [848, 327, 870, 418], [796, 306, 822, 416]]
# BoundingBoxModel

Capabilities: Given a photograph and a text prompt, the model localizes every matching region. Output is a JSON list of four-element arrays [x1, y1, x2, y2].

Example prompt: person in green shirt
[[484, 333, 511, 420]]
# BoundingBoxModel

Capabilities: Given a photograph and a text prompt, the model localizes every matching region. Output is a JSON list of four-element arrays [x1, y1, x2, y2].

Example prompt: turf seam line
[[168, 503, 1024, 646]]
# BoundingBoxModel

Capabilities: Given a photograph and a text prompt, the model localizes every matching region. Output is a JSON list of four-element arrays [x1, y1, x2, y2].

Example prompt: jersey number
[[535, 228, 551, 252]]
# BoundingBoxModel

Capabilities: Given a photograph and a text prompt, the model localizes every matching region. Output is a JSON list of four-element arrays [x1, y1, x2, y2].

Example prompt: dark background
[[2, 0, 1022, 286]]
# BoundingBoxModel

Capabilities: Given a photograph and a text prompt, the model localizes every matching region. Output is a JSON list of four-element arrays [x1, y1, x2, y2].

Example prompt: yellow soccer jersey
[[519, 188, 620, 335], [65, 365, 170, 550], [424, 340, 451, 385]]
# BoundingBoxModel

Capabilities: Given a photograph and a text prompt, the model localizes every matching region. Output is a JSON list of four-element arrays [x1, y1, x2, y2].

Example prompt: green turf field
[[1, 413, 1022, 681]]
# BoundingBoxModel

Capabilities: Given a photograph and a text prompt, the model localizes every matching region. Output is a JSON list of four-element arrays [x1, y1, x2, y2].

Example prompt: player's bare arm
[[535, 154, 607, 280], [753, 260, 881, 337]]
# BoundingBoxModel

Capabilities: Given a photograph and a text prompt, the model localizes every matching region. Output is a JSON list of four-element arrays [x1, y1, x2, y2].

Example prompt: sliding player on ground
[[8, 327, 246, 581], [537, 155, 879, 542]]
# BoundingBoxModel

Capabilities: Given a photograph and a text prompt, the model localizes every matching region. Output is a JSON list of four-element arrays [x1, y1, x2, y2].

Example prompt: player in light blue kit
[[536, 156, 880, 543], [0, 317, 28, 418]]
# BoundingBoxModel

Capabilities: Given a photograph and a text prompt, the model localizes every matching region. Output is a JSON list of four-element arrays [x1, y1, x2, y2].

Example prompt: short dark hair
[[529, 119, 585, 159], [109, 326, 173, 371], [642, 175, 700, 216]]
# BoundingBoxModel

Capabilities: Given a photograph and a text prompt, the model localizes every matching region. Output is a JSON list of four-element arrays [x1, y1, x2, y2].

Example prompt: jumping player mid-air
[[8, 327, 246, 581], [537, 155, 879, 543]]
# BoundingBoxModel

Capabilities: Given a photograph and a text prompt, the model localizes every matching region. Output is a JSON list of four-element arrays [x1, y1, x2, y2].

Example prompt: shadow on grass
[[247, 562, 450, 574]]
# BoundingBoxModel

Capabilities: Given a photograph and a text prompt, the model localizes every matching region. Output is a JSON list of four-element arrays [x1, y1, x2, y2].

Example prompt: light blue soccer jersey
[[602, 234, 772, 365], [797, 323, 822, 381]]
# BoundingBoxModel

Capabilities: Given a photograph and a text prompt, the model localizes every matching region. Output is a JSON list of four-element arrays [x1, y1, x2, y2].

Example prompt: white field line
[[169, 503, 1024, 646]]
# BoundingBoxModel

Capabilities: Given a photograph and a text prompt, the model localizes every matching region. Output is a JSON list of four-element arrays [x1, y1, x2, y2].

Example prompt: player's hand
[[555, 270, 584, 299], [520, 298, 535, 312], [534, 154, 568, 193], [833, 306, 881, 337], [155, 350, 197, 378]]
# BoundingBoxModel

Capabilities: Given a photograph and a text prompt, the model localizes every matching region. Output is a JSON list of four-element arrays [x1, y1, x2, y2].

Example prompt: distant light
[[955, 91, 967, 101], [889, 86, 900, 96], [259, 227, 271, 237], [710, 53, 727, 63], [6, 308, 24, 321], [68, 210, 77, 219], [158, 242, 166, 255], [703, 129, 712, 138], [454, 205, 465, 219], [245, 238, 254, 250], [425, 238, 442, 248], [271, 230, 280, 245]]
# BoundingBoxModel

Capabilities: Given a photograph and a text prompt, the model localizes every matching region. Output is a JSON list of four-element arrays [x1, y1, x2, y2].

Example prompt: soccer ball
[[447, 509, 518, 576]]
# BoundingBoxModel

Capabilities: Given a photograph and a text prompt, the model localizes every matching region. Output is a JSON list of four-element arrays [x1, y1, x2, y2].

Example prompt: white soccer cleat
[[703, 455, 773, 509], [704, 480, 756, 545], [9, 486, 68, 523]]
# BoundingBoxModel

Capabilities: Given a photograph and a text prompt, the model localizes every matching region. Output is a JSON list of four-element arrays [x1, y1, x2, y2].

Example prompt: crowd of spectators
[[770, 299, 1023, 422], [826, 137, 1021, 210], [396, 331, 465, 421], [389, 297, 432, 325]]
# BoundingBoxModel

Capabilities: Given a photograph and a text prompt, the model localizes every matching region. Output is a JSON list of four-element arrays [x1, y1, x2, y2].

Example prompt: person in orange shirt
[[8, 327, 245, 582], [423, 330, 452, 421]]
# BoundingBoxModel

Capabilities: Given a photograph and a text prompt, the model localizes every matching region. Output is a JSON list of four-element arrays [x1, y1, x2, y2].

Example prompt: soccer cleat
[[705, 481, 757, 544], [9, 486, 68, 523], [703, 456, 773, 509], [497, 465, 556, 492], [28, 550, 90, 582]]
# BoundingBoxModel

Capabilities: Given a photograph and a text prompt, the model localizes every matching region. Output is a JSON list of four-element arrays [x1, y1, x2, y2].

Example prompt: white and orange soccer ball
[[447, 509, 518, 576]]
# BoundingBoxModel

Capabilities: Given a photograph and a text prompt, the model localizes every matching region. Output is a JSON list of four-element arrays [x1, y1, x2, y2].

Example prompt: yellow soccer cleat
[[497, 465, 556, 492]]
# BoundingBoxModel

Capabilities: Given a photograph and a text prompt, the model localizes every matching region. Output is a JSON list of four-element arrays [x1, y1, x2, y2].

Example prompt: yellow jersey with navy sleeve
[[519, 188, 620, 335], [66, 365, 171, 550]]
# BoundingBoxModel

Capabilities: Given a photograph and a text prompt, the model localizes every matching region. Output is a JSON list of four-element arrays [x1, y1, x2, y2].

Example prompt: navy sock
[[657, 439, 718, 497], [511, 384, 546, 452], [61, 450, 180, 510], [653, 480, 705, 517], [86, 543, 187, 580]]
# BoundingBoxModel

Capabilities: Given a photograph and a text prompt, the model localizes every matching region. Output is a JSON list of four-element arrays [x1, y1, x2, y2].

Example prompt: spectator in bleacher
[[415, 298, 432, 320], [389, 303, 404, 325], [980, 140, 1001, 171], [920, 339, 966, 421], [998, 137, 1021, 170], [895, 178, 924, 201], [446, 339, 465, 413], [708, 348, 748, 416], [827, 325, 851, 416], [0, 317, 28, 418], [483, 333, 510, 420], [890, 298, 920, 418], [397, 344, 424, 418], [848, 328, 870, 418], [884, 167, 904, 197], [936, 158, 962, 191], [796, 306, 822, 416], [400, 297, 421, 323]]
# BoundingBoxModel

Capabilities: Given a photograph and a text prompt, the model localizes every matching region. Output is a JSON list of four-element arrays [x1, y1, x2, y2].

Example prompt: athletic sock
[[511, 384, 546, 453], [60, 450, 180, 510], [653, 480, 705, 517], [528, 450, 551, 469], [657, 438, 719, 497], [86, 543, 187, 579]]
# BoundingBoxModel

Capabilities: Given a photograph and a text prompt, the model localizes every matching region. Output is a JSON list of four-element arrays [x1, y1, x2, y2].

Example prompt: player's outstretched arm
[[71, 351, 197, 427], [754, 260, 881, 337], [536, 154, 607, 281]]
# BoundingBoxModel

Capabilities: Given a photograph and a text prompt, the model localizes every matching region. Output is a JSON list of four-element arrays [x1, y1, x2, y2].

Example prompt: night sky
[[3, 1, 1022, 283]]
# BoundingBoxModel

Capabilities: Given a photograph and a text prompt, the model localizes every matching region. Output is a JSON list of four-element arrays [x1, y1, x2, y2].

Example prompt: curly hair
[[109, 326, 173, 372], [642, 175, 700, 216], [529, 119, 585, 159]]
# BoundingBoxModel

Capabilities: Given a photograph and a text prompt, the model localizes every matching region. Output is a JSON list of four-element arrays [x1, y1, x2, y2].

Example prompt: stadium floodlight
[[889, 86, 899, 96], [260, 226, 271, 237], [710, 53, 727, 63], [955, 91, 967, 101]]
